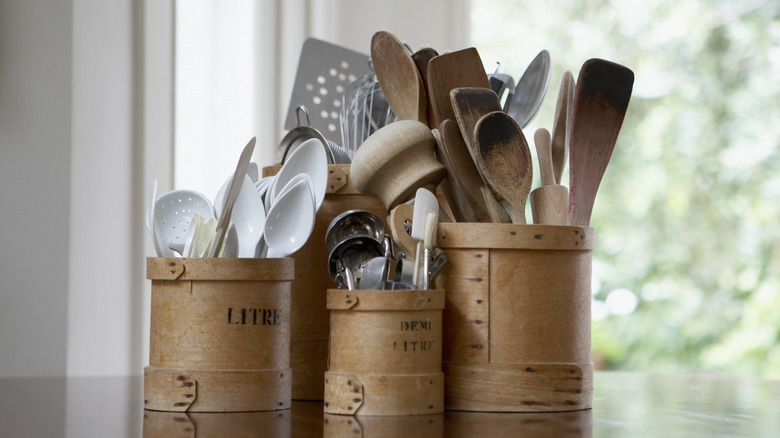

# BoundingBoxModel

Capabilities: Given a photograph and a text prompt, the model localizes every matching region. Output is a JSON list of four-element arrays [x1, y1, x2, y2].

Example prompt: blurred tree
[[472, 0, 780, 377]]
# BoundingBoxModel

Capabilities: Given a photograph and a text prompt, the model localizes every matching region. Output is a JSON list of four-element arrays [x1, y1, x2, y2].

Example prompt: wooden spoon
[[551, 71, 574, 185], [568, 59, 634, 226], [530, 128, 568, 225], [370, 31, 427, 123], [412, 47, 439, 128], [427, 47, 491, 129], [474, 111, 533, 224]]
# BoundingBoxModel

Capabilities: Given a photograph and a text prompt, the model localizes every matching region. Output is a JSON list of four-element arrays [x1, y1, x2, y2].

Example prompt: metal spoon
[[505, 50, 551, 128]]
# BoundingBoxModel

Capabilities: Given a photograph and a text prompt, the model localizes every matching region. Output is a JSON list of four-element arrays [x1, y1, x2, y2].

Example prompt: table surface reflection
[[1, 371, 778, 437]]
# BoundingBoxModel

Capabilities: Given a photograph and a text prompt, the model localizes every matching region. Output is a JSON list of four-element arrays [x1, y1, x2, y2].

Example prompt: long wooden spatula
[[568, 59, 634, 226]]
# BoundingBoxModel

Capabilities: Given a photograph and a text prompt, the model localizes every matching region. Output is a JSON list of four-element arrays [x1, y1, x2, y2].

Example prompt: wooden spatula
[[450, 87, 510, 223], [474, 111, 533, 224], [568, 59, 634, 226], [436, 120, 493, 222], [412, 47, 439, 128], [427, 47, 491, 129], [370, 31, 427, 123], [551, 71, 575, 185]]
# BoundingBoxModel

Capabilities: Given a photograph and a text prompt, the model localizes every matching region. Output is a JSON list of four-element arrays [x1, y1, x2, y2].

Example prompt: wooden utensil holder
[[263, 164, 389, 400], [434, 223, 595, 412], [144, 257, 294, 412], [324, 289, 445, 416]]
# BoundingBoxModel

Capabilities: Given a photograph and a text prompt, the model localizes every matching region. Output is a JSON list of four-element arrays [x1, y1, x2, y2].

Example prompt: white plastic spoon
[[215, 174, 266, 258], [266, 137, 328, 212], [264, 177, 316, 259]]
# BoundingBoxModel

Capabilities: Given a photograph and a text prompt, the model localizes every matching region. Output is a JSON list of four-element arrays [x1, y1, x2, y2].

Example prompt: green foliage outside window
[[472, 0, 780, 377]]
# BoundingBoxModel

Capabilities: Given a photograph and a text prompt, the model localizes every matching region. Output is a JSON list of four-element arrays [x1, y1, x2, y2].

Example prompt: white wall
[[0, 0, 468, 377], [0, 0, 72, 377]]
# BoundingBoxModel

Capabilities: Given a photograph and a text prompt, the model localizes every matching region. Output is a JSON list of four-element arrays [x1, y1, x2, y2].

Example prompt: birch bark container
[[263, 164, 389, 400], [324, 289, 445, 416], [144, 257, 294, 412], [434, 223, 595, 412]]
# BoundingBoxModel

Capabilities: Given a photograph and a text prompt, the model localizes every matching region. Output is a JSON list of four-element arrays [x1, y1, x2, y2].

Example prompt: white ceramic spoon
[[215, 174, 266, 258], [275, 172, 315, 210], [266, 137, 328, 212], [263, 177, 316, 258]]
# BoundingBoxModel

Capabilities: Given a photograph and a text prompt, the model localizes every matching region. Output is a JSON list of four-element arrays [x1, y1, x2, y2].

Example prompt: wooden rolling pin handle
[[530, 184, 569, 225]]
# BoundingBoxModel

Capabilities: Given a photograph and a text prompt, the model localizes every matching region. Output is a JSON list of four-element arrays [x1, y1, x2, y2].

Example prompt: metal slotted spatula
[[284, 38, 373, 145]]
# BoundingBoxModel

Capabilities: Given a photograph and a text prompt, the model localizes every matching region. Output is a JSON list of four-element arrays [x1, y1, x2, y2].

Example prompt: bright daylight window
[[472, 0, 780, 376]]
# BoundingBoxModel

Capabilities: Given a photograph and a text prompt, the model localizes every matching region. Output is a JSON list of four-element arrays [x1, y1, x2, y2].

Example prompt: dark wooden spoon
[[474, 111, 534, 224]]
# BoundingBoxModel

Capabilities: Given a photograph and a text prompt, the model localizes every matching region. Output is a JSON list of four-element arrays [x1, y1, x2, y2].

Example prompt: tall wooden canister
[[324, 289, 445, 416], [144, 257, 294, 412], [434, 223, 594, 412], [262, 164, 388, 400]]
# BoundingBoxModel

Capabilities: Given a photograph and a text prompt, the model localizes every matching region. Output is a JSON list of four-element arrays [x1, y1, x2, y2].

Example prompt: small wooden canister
[[144, 257, 294, 412], [263, 164, 388, 400], [434, 223, 595, 412], [324, 289, 445, 416]]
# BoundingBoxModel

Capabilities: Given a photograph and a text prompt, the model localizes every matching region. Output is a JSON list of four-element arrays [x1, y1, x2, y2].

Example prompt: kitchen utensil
[[264, 176, 316, 258], [427, 47, 491, 129], [505, 49, 551, 128], [437, 119, 493, 222], [529, 128, 568, 225], [247, 162, 259, 183], [154, 189, 215, 255], [388, 204, 417, 260], [359, 256, 387, 290], [148, 180, 173, 257], [340, 72, 398, 157], [269, 136, 328, 212], [207, 138, 256, 257], [370, 31, 427, 124], [551, 71, 574, 184], [421, 211, 438, 290], [449, 87, 511, 223], [284, 38, 372, 145], [280, 105, 343, 165], [412, 46, 439, 128], [568, 58, 634, 226], [222, 223, 239, 258], [411, 188, 438, 287], [214, 174, 266, 258], [325, 210, 386, 255], [430, 128, 469, 222], [474, 111, 533, 224], [488, 62, 515, 109], [327, 236, 385, 287], [350, 120, 446, 211]]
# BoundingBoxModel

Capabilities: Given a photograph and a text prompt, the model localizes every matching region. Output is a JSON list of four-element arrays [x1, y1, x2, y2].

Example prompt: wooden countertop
[[1, 371, 778, 437]]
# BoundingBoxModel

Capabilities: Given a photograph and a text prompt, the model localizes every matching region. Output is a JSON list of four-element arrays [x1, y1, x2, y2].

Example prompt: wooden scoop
[[427, 47, 491, 129], [551, 71, 575, 185], [529, 128, 568, 225], [474, 111, 533, 224], [370, 31, 427, 123], [568, 59, 634, 226]]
